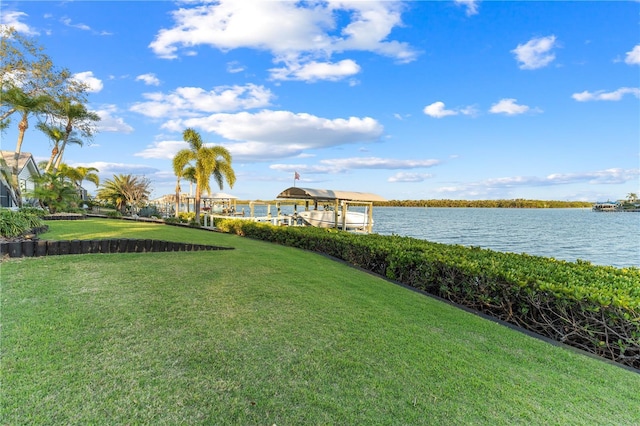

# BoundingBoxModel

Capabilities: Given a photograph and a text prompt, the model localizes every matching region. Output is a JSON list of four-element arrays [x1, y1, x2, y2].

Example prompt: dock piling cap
[[276, 187, 386, 202]]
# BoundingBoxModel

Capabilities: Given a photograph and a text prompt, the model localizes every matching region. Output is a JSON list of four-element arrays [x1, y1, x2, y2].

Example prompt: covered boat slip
[[274, 187, 387, 233], [197, 192, 239, 214], [150, 192, 240, 217], [164, 187, 385, 233]]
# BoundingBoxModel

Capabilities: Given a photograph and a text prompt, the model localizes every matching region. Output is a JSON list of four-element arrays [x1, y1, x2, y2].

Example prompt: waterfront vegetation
[[373, 199, 594, 208], [241, 198, 595, 209], [2, 218, 640, 424]]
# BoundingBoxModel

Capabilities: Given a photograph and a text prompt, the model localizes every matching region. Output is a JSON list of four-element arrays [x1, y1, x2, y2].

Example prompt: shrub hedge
[[215, 219, 640, 369], [0, 209, 46, 238]]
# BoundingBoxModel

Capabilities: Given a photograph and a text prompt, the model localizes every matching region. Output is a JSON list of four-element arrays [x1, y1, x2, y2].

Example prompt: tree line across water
[[371, 199, 593, 208]]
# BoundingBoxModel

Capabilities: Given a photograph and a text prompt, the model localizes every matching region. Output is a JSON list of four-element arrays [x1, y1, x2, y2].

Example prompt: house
[[0, 151, 41, 208], [592, 201, 621, 212]]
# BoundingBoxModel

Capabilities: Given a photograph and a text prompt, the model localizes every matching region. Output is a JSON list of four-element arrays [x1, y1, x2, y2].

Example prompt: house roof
[[276, 186, 387, 202], [0, 150, 39, 175]]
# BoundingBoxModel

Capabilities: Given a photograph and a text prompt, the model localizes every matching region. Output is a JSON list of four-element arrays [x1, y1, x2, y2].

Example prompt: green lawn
[[2, 219, 639, 424]]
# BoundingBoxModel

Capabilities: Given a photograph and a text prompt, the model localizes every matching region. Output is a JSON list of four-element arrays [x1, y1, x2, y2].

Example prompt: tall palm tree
[[51, 97, 100, 172], [182, 166, 197, 213], [1, 86, 50, 206], [36, 123, 83, 173], [182, 166, 197, 196], [96, 174, 150, 214], [172, 128, 236, 219], [172, 159, 197, 217]]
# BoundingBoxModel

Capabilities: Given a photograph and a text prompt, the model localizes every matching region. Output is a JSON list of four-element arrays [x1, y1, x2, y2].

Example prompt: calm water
[[372, 207, 640, 268], [234, 205, 639, 268]]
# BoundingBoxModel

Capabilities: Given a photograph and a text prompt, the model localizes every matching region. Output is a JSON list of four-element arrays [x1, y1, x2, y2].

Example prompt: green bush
[[105, 210, 122, 218], [0, 209, 45, 238], [18, 207, 47, 217], [138, 205, 160, 218], [216, 219, 640, 369], [177, 212, 195, 223]]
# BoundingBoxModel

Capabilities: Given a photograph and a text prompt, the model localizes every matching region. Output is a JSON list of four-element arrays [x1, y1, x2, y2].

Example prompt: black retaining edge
[[0, 239, 233, 258], [43, 214, 86, 220]]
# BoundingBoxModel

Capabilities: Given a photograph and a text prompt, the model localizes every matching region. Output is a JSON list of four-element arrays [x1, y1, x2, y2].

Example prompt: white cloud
[[73, 71, 103, 93], [393, 113, 409, 120], [61, 17, 91, 31], [460, 105, 479, 117], [330, 2, 416, 63], [93, 105, 134, 133], [572, 87, 640, 102], [149, 1, 329, 59], [436, 168, 640, 195], [545, 168, 640, 185], [512, 35, 558, 70], [454, 0, 480, 16], [139, 110, 383, 162], [130, 84, 274, 118], [324, 157, 439, 170], [270, 59, 361, 82], [0, 11, 39, 35], [229, 142, 317, 162], [625, 44, 640, 65], [423, 101, 458, 118], [489, 98, 530, 115], [135, 73, 161, 86], [78, 161, 160, 176], [388, 172, 434, 183], [138, 139, 308, 163], [423, 101, 477, 118], [163, 110, 383, 146], [271, 157, 440, 174], [149, 1, 417, 82], [135, 141, 187, 160], [226, 61, 245, 73]]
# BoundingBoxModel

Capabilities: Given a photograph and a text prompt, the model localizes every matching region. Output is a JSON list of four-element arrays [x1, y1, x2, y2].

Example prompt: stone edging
[[1, 238, 233, 258]]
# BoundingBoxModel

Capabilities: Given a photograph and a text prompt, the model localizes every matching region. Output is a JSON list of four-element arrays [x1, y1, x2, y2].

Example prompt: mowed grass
[[2, 219, 639, 424]]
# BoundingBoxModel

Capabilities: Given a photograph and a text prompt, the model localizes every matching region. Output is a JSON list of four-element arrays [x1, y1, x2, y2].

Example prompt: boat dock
[[201, 187, 386, 233]]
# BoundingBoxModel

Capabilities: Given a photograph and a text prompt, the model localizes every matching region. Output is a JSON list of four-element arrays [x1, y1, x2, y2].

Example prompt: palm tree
[[627, 193, 638, 203], [181, 166, 197, 213], [37, 123, 83, 173], [172, 128, 236, 219], [96, 174, 150, 215], [50, 97, 100, 173], [171, 164, 197, 217], [58, 164, 100, 201], [1, 86, 50, 206], [72, 166, 100, 189], [29, 171, 79, 214]]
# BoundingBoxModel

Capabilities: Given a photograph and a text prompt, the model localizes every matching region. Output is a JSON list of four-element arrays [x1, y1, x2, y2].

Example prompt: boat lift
[[275, 187, 387, 233]]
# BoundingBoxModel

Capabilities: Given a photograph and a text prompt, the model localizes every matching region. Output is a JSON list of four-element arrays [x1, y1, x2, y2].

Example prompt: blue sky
[[2, 0, 639, 201]]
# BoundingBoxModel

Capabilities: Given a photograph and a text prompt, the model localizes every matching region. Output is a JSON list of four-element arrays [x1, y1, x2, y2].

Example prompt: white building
[[0, 151, 41, 208]]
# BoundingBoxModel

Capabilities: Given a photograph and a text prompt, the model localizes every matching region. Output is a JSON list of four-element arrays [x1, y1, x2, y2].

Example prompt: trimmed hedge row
[[216, 219, 640, 369], [1, 238, 233, 258]]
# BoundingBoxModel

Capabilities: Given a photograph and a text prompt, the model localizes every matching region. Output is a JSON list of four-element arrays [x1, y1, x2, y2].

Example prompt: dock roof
[[276, 187, 386, 202]]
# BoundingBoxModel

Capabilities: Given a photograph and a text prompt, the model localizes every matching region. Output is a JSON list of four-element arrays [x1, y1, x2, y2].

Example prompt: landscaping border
[[1, 238, 233, 258]]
